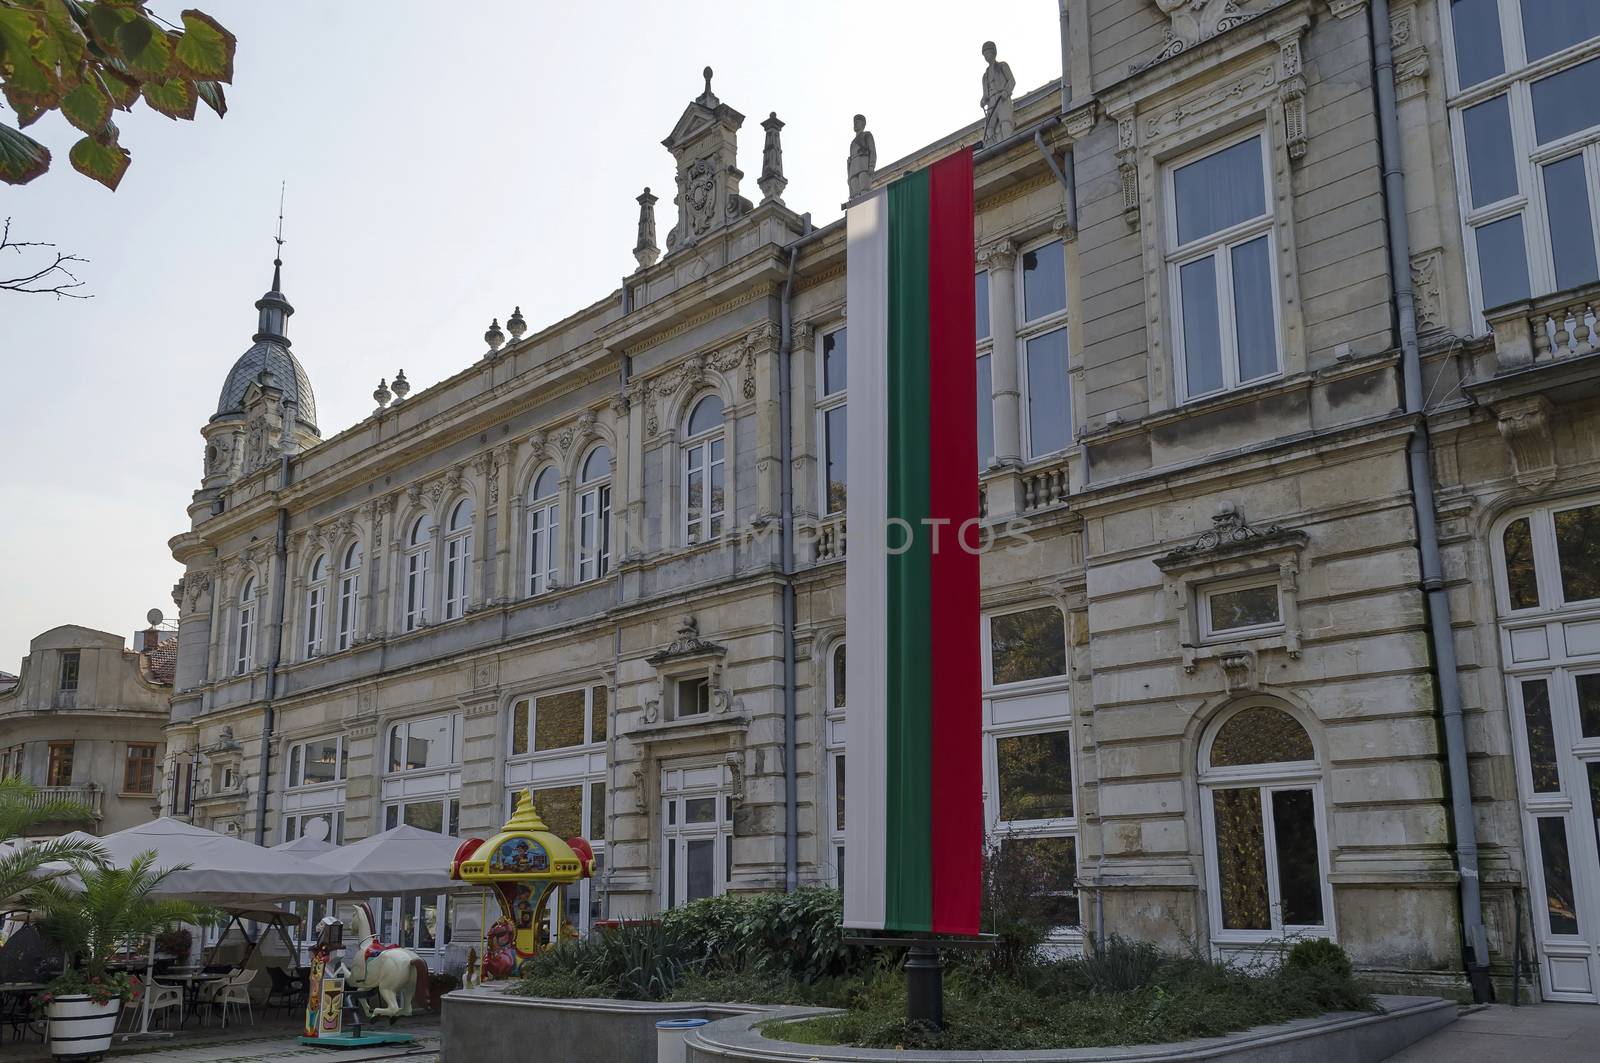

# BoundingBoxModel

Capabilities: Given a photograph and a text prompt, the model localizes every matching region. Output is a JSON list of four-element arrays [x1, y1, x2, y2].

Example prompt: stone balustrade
[[1021, 458, 1071, 513], [812, 514, 846, 563], [31, 783, 103, 822], [1485, 282, 1600, 372]]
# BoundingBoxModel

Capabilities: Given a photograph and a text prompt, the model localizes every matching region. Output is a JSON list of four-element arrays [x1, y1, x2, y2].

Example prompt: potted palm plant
[[31, 852, 211, 1061], [0, 778, 104, 913]]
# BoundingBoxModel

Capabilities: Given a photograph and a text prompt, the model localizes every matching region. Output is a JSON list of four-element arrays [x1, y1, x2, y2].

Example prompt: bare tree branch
[[1, 218, 91, 299]]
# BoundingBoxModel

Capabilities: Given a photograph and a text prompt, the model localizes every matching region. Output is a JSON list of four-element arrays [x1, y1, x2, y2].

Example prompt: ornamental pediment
[[1155, 501, 1307, 571]]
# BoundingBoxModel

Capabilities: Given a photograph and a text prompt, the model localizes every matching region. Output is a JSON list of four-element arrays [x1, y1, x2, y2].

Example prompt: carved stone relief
[[1411, 250, 1445, 332], [1495, 395, 1558, 488], [1140, 0, 1261, 72]]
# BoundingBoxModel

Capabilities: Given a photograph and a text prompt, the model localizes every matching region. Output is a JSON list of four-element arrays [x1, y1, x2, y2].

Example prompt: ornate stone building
[[163, 0, 1600, 1003], [1, 624, 174, 836]]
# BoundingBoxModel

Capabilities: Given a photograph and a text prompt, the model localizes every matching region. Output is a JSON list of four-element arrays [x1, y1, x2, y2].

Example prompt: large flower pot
[[46, 994, 122, 1061]]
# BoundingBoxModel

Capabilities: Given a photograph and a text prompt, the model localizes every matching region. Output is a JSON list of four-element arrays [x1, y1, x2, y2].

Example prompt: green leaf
[[193, 77, 225, 117], [114, 13, 168, 76], [0, 122, 51, 185], [98, 64, 139, 107], [69, 128, 129, 189], [0, 9, 55, 95], [61, 78, 112, 132], [140, 75, 194, 120], [83, 2, 131, 56], [174, 9, 232, 83]]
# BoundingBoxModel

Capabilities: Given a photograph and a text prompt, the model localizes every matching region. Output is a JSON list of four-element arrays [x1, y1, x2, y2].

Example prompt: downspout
[[254, 452, 293, 845], [779, 217, 812, 892], [605, 625, 621, 918], [1370, 0, 1491, 1002]]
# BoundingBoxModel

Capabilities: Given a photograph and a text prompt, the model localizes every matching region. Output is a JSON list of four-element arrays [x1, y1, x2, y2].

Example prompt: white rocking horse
[[333, 902, 432, 1020]]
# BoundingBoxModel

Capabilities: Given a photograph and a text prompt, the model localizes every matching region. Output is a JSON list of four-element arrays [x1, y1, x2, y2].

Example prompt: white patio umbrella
[[308, 824, 466, 894], [270, 833, 334, 855]]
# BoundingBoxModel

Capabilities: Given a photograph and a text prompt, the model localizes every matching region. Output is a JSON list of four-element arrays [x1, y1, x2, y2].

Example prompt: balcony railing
[[812, 514, 846, 563], [1021, 458, 1071, 514], [28, 784, 103, 822], [1486, 284, 1600, 372]]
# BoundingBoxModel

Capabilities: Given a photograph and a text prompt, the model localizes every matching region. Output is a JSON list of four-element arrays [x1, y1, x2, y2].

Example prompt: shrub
[[980, 840, 1060, 977], [661, 887, 864, 982], [1286, 937, 1353, 980], [512, 920, 694, 1002], [1078, 934, 1163, 994]]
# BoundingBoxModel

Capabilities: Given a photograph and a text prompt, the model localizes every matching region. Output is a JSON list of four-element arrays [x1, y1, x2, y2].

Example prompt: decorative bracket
[[1495, 395, 1558, 488], [1276, 31, 1307, 163]]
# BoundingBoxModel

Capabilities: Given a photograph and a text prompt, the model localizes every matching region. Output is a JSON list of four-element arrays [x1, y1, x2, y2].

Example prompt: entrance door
[[660, 760, 732, 910], [1496, 500, 1600, 1002]]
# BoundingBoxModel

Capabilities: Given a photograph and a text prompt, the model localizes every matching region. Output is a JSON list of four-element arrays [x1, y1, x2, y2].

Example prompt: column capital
[[977, 238, 1017, 272]]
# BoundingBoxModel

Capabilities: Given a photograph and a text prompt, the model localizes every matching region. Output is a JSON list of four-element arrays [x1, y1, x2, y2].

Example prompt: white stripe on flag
[[844, 191, 889, 931]]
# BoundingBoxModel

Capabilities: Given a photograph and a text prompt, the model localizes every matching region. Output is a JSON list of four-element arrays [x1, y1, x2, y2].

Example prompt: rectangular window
[[819, 328, 848, 516], [529, 784, 583, 838], [123, 743, 157, 794], [1024, 329, 1071, 457], [1015, 240, 1071, 460], [1201, 578, 1284, 639], [387, 712, 462, 773], [1212, 786, 1270, 930], [1576, 672, 1600, 739], [1270, 789, 1323, 926], [590, 780, 606, 840], [988, 607, 1068, 686], [336, 574, 359, 651], [1168, 134, 1281, 400], [1521, 678, 1561, 792], [975, 270, 991, 340], [1542, 155, 1600, 289], [996, 731, 1073, 822], [59, 651, 80, 692], [534, 689, 586, 752], [47, 742, 74, 787], [1553, 502, 1600, 603], [676, 676, 711, 718], [1451, 0, 1505, 88], [1021, 240, 1066, 321], [1522, 0, 1600, 64], [1537, 814, 1580, 935], [976, 353, 994, 471]]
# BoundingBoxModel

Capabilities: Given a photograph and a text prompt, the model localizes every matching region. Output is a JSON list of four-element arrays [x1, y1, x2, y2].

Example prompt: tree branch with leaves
[[0, 1, 235, 190]]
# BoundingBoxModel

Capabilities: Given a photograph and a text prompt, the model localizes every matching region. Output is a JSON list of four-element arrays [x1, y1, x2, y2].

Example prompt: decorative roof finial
[[272, 180, 286, 291], [391, 369, 410, 402], [702, 65, 714, 100], [253, 182, 294, 346], [373, 378, 391, 409], [484, 317, 505, 355], [507, 306, 527, 341]]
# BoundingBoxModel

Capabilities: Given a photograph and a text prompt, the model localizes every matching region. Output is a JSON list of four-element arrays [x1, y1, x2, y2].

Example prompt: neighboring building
[[161, 0, 1600, 1002], [0, 625, 174, 836]]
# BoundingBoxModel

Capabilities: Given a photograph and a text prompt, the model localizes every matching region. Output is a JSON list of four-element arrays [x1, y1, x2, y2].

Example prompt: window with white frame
[[1166, 132, 1281, 401], [576, 445, 612, 583], [383, 794, 461, 835], [304, 552, 329, 658], [1199, 702, 1331, 940], [444, 497, 474, 620], [378, 894, 457, 956], [336, 541, 362, 651], [661, 763, 733, 909], [817, 327, 848, 515], [1198, 574, 1285, 642], [1017, 239, 1072, 457], [1495, 499, 1600, 615], [683, 394, 726, 543], [983, 604, 1077, 932], [509, 685, 608, 756], [286, 735, 347, 789], [1445, 0, 1600, 318], [675, 675, 711, 719], [387, 711, 464, 775], [975, 271, 995, 471], [235, 576, 257, 675], [526, 466, 559, 596], [404, 514, 432, 631], [282, 810, 344, 845], [825, 642, 847, 891]]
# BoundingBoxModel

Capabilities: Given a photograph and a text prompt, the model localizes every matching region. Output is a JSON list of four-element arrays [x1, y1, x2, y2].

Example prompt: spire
[[254, 185, 293, 345]]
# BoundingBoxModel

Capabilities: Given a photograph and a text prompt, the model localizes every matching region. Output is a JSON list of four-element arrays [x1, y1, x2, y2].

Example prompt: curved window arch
[[825, 640, 847, 889], [304, 552, 330, 658], [1199, 700, 1329, 940], [404, 514, 432, 631], [336, 540, 363, 651], [576, 445, 612, 583], [235, 576, 257, 675], [444, 497, 474, 620], [683, 394, 725, 543], [1493, 498, 1600, 616], [527, 466, 560, 597]]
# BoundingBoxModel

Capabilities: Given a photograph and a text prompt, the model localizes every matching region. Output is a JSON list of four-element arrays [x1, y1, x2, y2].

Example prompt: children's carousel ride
[[451, 789, 594, 979], [300, 904, 431, 1048]]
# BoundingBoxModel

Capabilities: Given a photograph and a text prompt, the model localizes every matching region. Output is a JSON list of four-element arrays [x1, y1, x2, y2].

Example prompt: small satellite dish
[[146, 608, 165, 627], [306, 816, 331, 842]]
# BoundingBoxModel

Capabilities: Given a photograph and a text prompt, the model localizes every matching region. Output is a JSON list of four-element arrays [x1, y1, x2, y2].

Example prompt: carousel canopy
[[308, 824, 465, 894]]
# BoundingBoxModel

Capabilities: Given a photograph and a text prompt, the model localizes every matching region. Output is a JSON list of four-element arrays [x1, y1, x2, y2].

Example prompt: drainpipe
[[254, 452, 293, 845], [1370, 0, 1491, 1002], [779, 217, 812, 892], [605, 625, 621, 918]]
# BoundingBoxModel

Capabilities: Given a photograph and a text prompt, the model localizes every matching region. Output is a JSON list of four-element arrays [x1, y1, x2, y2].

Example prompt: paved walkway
[[1388, 1003, 1600, 1063], [0, 1014, 439, 1063]]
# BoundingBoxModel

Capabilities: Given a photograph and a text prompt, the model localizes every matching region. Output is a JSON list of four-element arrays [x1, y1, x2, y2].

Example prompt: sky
[[0, 1, 1067, 673]]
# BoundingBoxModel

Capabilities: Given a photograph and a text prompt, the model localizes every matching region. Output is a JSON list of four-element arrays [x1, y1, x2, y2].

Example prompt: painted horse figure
[[338, 902, 431, 1020]]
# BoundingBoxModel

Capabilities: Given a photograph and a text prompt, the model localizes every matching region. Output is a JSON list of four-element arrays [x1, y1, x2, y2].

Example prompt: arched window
[[683, 394, 725, 543], [235, 576, 257, 675], [826, 642, 847, 890], [304, 552, 329, 658], [527, 466, 559, 596], [444, 498, 474, 620], [1200, 702, 1329, 939], [404, 514, 432, 631], [576, 445, 612, 583], [336, 541, 363, 651]]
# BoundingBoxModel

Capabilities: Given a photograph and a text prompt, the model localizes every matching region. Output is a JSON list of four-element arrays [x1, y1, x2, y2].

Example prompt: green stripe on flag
[[886, 169, 933, 932]]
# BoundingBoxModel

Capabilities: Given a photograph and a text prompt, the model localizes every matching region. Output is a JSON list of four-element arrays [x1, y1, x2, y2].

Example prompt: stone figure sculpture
[[847, 114, 876, 198], [981, 41, 1016, 143]]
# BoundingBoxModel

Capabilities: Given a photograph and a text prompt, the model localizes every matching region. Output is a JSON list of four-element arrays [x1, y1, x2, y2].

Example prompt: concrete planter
[[46, 994, 122, 1061], [443, 989, 1454, 1063], [685, 995, 1457, 1063], [442, 985, 768, 1063]]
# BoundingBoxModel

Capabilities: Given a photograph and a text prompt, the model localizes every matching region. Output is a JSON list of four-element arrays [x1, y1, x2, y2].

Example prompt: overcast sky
[[0, 1, 1067, 672]]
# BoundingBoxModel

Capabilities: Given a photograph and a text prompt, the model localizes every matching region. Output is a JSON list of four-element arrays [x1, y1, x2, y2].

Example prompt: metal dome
[[214, 339, 319, 434]]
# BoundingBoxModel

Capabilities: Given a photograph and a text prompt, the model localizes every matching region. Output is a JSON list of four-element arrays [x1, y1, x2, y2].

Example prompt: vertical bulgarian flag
[[844, 146, 982, 936]]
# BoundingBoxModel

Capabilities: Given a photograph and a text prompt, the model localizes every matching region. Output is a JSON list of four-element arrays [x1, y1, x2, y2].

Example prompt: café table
[[0, 983, 45, 1044], [153, 971, 227, 1029]]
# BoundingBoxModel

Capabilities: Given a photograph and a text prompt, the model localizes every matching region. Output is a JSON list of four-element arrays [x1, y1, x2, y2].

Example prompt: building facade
[[0, 624, 174, 836], [162, 0, 1600, 1002]]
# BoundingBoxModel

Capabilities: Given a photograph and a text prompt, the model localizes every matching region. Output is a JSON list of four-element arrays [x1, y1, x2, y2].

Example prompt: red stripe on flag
[[926, 146, 982, 936]]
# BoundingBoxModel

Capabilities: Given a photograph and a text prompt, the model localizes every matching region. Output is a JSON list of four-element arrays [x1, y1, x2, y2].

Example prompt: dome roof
[[214, 339, 319, 434]]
